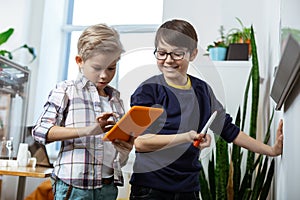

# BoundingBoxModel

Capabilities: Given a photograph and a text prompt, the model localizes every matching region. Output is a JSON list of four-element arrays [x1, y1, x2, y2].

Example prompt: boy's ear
[[189, 48, 198, 61], [75, 55, 83, 64]]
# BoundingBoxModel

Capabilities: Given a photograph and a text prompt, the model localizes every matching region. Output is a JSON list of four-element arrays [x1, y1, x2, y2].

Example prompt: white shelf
[[212, 60, 251, 68]]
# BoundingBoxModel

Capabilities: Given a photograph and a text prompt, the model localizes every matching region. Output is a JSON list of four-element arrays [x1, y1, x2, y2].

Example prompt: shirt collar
[[75, 72, 91, 89], [165, 76, 191, 90], [75, 72, 118, 100]]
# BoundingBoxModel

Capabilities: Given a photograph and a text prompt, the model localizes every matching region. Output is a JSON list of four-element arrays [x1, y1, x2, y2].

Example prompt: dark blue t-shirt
[[130, 74, 239, 192]]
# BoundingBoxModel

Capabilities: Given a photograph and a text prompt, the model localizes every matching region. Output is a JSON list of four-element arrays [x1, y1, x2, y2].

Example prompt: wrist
[[76, 127, 90, 137], [187, 131, 196, 142], [270, 145, 281, 157], [117, 151, 129, 166], [82, 124, 101, 137]]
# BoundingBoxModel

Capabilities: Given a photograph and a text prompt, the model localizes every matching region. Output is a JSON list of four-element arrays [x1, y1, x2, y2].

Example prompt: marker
[[193, 111, 217, 147]]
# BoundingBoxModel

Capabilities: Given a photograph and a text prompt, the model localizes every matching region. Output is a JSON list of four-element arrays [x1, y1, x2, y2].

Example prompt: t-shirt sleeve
[[206, 84, 240, 143], [130, 83, 157, 107]]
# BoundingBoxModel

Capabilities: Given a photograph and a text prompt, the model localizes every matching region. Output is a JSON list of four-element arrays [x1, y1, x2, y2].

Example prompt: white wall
[[277, 78, 300, 200], [275, 0, 300, 199]]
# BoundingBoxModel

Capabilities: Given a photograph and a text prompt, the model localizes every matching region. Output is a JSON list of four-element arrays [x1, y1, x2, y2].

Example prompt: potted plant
[[207, 26, 228, 61], [0, 27, 36, 63], [226, 17, 251, 60], [227, 17, 251, 44]]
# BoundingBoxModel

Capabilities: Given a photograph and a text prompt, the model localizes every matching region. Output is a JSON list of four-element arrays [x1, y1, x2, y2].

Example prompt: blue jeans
[[130, 185, 200, 200], [54, 179, 118, 200]]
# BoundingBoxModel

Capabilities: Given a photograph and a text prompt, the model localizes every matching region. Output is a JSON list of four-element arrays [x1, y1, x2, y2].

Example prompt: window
[[72, 0, 163, 25], [63, 0, 163, 88]]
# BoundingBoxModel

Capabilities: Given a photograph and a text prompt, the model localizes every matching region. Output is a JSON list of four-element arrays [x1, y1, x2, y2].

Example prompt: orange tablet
[[103, 106, 164, 142]]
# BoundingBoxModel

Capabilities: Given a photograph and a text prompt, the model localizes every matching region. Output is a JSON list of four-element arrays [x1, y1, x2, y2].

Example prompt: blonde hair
[[77, 24, 124, 62]]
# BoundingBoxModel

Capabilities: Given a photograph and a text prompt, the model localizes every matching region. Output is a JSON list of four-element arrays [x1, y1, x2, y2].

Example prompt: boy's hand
[[190, 131, 212, 150], [96, 112, 115, 132], [85, 112, 114, 136], [113, 136, 134, 153], [271, 119, 284, 156], [195, 134, 212, 150], [113, 136, 135, 164]]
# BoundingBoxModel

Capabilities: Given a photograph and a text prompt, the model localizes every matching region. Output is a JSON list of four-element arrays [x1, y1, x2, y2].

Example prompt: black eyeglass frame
[[153, 49, 186, 61]]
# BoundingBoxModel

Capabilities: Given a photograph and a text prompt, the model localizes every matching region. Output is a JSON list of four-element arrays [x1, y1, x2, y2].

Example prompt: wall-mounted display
[[270, 35, 300, 110]]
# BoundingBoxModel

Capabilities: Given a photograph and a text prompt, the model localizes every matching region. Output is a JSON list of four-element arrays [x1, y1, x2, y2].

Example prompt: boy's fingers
[[97, 112, 113, 122]]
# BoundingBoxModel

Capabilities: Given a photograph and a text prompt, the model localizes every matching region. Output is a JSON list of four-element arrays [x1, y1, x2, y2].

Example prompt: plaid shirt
[[32, 73, 125, 189]]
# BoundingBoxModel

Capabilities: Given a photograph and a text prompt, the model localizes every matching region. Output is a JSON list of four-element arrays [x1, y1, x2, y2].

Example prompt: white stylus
[[193, 111, 217, 147]]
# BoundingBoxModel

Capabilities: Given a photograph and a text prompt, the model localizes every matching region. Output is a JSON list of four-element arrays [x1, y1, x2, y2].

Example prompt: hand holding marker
[[193, 111, 217, 147]]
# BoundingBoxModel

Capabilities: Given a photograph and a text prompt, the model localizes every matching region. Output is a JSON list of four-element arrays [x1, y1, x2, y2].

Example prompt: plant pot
[[209, 47, 227, 61], [226, 43, 249, 60]]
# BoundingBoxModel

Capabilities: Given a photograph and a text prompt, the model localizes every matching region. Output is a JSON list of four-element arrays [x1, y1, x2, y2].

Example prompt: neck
[[165, 75, 188, 86], [165, 76, 191, 90], [98, 89, 107, 97]]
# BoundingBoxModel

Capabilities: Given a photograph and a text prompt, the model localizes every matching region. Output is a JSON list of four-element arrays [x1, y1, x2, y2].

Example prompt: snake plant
[[199, 25, 276, 200]]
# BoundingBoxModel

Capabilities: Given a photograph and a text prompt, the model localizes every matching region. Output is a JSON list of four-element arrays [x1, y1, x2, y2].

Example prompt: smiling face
[[154, 19, 199, 86], [156, 40, 197, 85], [76, 53, 119, 94]]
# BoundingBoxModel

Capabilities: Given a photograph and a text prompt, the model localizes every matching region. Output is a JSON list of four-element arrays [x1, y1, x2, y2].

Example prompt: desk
[[0, 166, 53, 200]]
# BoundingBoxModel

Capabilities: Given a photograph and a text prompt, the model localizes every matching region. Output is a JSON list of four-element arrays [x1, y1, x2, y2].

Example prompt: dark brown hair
[[155, 19, 198, 53]]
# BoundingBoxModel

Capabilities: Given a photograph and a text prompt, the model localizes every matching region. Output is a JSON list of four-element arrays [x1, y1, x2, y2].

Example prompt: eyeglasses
[[154, 49, 185, 61]]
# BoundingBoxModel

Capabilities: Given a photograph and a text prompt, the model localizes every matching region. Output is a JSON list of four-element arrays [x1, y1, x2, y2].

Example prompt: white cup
[[28, 157, 37, 168], [17, 143, 31, 167]]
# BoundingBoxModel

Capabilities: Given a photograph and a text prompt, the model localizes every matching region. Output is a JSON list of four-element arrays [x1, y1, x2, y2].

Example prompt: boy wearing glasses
[[129, 19, 283, 200]]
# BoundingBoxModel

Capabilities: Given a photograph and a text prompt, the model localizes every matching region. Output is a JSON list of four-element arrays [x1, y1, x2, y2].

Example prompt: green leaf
[[253, 154, 263, 174], [249, 25, 260, 140], [241, 71, 251, 131], [232, 107, 242, 200], [199, 166, 213, 200], [0, 28, 14, 46], [215, 138, 229, 200], [251, 157, 269, 200], [244, 25, 260, 190], [238, 169, 251, 197], [15, 44, 37, 62], [259, 159, 275, 199], [208, 153, 216, 200], [242, 188, 252, 200], [263, 109, 274, 144], [0, 50, 13, 59]]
